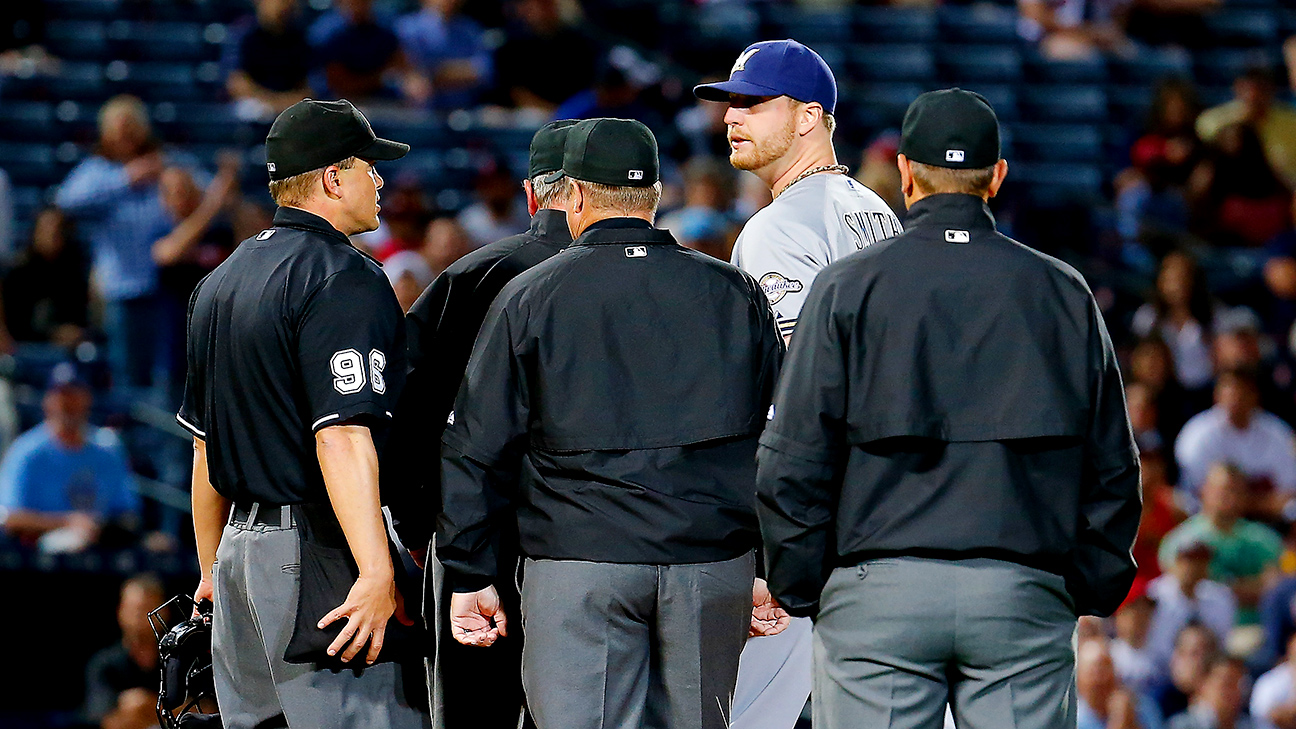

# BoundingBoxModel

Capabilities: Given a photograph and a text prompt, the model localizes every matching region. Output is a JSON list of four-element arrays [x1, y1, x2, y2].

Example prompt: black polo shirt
[[177, 207, 406, 505]]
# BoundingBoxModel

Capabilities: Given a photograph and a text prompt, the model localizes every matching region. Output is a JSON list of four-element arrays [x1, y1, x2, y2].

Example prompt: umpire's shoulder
[[441, 231, 536, 279], [482, 243, 581, 315], [998, 232, 1096, 297]]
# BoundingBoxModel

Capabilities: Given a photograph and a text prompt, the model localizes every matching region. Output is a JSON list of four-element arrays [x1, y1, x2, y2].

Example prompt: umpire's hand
[[450, 585, 508, 647], [318, 573, 413, 664], [750, 578, 791, 637]]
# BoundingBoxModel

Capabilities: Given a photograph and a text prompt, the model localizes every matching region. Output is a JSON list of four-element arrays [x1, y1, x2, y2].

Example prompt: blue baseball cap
[[693, 40, 838, 115]]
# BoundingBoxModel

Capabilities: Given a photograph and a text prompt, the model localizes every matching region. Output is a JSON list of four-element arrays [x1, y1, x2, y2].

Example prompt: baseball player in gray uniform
[[695, 39, 903, 729]]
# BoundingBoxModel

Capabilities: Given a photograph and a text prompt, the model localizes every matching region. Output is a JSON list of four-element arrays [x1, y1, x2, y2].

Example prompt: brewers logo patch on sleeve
[[759, 272, 804, 305]]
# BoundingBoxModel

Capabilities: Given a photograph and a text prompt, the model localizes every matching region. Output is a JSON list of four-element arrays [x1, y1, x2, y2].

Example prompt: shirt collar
[[585, 217, 654, 232], [571, 218, 678, 248], [903, 193, 997, 233], [273, 207, 353, 246], [529, 208, 574, 244]]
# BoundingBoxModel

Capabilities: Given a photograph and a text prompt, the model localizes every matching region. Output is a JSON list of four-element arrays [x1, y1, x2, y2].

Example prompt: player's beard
[[730, 114, 797, 172]]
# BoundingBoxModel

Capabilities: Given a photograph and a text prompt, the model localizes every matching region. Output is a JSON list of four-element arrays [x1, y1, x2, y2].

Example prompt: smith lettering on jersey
[[733, 174, 902, 340]]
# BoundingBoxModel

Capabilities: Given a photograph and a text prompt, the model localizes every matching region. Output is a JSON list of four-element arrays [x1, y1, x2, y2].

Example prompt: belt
[[230, 503, 295, 528]]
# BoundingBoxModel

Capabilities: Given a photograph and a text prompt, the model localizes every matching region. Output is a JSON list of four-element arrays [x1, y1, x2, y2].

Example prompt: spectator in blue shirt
[[54, 95, 175, 391], [396, 0, 491, 110], [0, 365, 137, 550], [308, 0, 407, 101], [223, 0, 313, 121]]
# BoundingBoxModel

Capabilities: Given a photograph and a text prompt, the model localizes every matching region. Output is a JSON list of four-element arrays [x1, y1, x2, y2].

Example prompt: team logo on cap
[[732, 47, 761, 74], [945, 150, 965, 163], [759, 272, 804, 304], [629, 170, 643, 180], [267, 162, 276, 172]]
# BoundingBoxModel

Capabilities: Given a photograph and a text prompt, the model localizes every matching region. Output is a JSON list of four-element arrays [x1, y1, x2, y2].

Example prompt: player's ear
[[569, 179, 583, 215], [897, 154, 916, 203], [523, 179, 539, 216], [799, 102, 822, 136], [986, 159, 1009, 199], [322, 164, 344, 199]]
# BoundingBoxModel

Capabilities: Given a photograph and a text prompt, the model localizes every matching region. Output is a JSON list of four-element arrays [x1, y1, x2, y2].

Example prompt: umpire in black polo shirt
[[180, 99, 428, 729], [384, 119, 576, 729], [756, 89, 1142, 729], [437, 118, 788, 729]]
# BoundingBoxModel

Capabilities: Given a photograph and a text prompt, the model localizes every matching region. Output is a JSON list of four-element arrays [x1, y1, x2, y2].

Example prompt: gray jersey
[[733, 173, 902, 338]]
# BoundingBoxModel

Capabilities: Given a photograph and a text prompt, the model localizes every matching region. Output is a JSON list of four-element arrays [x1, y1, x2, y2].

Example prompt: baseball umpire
[[384, 119, 576, 729], [693, 38, 903, 729], [437, 117, 786, 729], [757, 89, 1142, 729], [181, 99, 429, 729]]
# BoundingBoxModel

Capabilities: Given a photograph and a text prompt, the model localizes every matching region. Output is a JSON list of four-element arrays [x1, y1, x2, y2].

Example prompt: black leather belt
[[230, 503, 294, 527]]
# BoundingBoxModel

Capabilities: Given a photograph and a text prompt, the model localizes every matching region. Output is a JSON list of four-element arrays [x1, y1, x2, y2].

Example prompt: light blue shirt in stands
[[1078, 693, 1165, 729], [0, 423, 137, 517], [54, 155, 173, 301], [395, 8, 492, 109]]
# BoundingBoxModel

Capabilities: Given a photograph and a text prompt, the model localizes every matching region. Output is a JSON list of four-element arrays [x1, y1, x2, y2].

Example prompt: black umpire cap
[[528, 120, 578, 179], [899, 88, 1001, 170], [542, 118, 659, 187], [265, 99, 410, 181]]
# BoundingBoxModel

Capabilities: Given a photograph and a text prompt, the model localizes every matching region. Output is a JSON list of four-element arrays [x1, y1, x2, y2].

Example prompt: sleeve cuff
[[446, 571, 495, 593], [175, 412, 206, 439], [311, 401, 393, 432]]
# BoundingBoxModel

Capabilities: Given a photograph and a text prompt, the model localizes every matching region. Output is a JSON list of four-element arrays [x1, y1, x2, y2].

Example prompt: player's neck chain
[[777, 164, 850, 198]]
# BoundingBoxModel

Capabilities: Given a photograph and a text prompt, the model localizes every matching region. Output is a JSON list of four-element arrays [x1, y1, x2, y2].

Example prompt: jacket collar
[[273, 207, 354, 245], [273, 207, 382, 265], [903, 193, 997, 232], [570, 218, 678, 248], [529, 208, 573, 244]]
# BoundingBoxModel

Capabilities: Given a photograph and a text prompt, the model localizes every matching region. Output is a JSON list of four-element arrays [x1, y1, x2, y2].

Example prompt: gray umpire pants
[[814, 557, 1077, 729], [211, 505, 430, 729], [520, 553, 754, 729]]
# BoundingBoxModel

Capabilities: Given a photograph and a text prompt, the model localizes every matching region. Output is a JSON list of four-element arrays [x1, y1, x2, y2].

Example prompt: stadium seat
[[769, 8, 854, 47], [1006, 124, 1103, 163], [939, 45, 1023, 83], [42, 0, 123, 21], [1107, 86, 1153, 127], [1024, 52, 1108, 84], [961, 85, 1019, 122], [1019, 85, 1108, 123], [0, 144, 61, 187], [43, 21, 109, 61], [1009, 162, 1105, 204], [45, 62, 108, 101], [1110, 48, 1193, 85], [847, 81, 924, 131], [106, 21, 213, 62], [847, 45, 936, 82], [937, 5, 1019, 44], [1195, 48, 1276, 86], [678, 2, 759, 50], [11, 186, 48, 225], [855, 8, 938, 44], [1205, 9, 1280, 47], [107, 61, 204, 102], [0, 102, 57, 142]]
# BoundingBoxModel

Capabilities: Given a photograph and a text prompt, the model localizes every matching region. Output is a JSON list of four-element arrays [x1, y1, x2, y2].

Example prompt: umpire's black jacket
[[437, 217, 784, 592], [757, 193, 1141, 619], [384, 209, 570, 549]]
